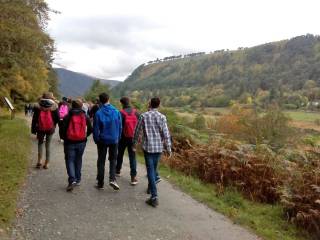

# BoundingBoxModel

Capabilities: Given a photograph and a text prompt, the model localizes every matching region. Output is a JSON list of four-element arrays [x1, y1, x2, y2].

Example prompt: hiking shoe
[[43, 160, 49, 169], [109, 181, 120, 190], [95, 183, 104, 190], [35, 163, 42, 169], [66, 182, 76, 192], [145, 197, 159, 208], [131, 176, 138, 186]]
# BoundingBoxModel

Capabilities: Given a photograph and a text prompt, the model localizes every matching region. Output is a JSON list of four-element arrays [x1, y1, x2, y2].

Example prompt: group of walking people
[[31, 92, 171, 207]]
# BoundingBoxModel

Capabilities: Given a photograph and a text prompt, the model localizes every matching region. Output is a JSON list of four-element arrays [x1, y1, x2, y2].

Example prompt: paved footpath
[[11, 132, 260, 240]]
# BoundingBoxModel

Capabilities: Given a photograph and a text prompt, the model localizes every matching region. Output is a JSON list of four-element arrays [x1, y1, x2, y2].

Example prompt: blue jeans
[[64, 142, 86, 184], [144, 151, 162, 199]]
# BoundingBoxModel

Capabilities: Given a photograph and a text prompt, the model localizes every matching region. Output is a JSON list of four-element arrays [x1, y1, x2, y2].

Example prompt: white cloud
[[47, 0, 320, 80]]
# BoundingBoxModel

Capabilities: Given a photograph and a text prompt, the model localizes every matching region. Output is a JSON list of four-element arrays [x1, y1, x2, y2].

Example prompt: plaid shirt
[[133, 109, 171, 153]]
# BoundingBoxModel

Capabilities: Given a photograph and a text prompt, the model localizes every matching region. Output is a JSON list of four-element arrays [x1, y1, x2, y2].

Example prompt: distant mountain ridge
[[55, 68, 120, 97], [113, 34, 320, 108]]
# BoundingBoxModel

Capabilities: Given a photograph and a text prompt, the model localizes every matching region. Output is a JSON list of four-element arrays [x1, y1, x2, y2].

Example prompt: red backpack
[[38, 110, 54, 132], [67, 113, 86, 141], [121, 109, 138, 138]]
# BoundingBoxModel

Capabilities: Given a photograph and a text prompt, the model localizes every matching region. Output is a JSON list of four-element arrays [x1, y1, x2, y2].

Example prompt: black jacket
[[61, 109, 93, 144]]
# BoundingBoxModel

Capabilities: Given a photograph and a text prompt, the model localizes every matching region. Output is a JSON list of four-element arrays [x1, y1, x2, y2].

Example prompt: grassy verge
[[285, 110, 320, 122], [0, 114, 30, 234], [137, 154, 311, 240]]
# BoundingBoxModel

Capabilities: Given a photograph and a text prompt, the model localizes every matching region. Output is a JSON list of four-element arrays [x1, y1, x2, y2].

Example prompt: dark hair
[[120, 96, 130, 107], [150, 97, 161, 108], [72, 99, 83, 109], [99, 93, 109, 104]]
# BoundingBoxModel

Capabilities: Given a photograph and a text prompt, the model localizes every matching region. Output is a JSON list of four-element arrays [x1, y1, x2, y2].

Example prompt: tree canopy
[[0, 0, 57, 103], [84, 80, 110, 102]]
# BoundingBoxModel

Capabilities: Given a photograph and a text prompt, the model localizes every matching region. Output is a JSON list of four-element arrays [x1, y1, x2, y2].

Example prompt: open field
[[172, 107, 320, 132], [285, 110, 320, 122]]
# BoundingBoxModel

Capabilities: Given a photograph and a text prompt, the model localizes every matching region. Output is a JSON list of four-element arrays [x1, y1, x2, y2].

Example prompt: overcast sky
[[47, 0, 320, 81]]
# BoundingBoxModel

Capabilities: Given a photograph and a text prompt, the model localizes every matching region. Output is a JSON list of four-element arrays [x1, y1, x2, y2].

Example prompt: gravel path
[[11, 132, 260, 240]]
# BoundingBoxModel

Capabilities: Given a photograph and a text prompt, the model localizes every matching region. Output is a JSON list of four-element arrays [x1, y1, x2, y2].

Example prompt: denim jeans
[[64, 142, 86, 184], [116, 137, 137, 177], [37, 132, 53, 162], [97, 142, 118, 186], [144, 151, 162, 199]]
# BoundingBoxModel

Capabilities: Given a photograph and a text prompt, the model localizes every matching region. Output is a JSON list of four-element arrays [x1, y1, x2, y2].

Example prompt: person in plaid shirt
[[133, 97, 171, 207]]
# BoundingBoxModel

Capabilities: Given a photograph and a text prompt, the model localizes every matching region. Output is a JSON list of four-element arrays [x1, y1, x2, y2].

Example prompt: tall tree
[[0, 0, 57, 102], [84, 80, 110, 102]]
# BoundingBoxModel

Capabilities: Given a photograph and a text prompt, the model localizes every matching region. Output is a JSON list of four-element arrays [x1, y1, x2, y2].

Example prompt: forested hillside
[[0, 0, 58, 103], [55, 68, 119, 97], [114, 34, 320, 109]]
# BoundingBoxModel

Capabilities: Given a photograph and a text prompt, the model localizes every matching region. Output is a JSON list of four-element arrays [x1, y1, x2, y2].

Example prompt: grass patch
[[0, 114, 30, 233], [137, 154, 311, 240], [285, 111, 320, 122]]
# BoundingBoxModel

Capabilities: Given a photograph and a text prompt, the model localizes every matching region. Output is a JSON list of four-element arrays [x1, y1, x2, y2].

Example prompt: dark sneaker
[[109, 181, 120, 190], [95, 183, 104, 190], [131, 176, 138, 186], [35, 163, 42, 169], [75, 181, 81, 186], [66, 182, 76, 192], [145, 197, 159, 207], [155, 178, 162, 184]]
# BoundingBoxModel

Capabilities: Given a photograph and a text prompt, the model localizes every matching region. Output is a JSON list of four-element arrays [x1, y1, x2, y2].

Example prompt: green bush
[[192, 114, 207, 130], [283, 104, 299, 110]]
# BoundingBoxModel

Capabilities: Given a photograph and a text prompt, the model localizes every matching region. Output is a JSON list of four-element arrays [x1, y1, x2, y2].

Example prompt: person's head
[[120, 96, 130, 107], [62, 97, 68, 102], [99, 93, 109, 104], [72, 99, 83, 109], [42, 92, 54, 100], [149, 97, 161, 109]]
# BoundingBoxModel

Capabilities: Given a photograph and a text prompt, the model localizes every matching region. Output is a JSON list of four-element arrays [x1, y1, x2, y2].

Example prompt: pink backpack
[[59, 104, 68, 119]]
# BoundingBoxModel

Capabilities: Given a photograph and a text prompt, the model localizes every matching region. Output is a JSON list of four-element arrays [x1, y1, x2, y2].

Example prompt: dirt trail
[[11, 132, 260, 240]]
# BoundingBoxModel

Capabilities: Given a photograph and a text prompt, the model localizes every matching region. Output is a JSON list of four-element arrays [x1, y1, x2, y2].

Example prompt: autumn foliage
[[281, 147, 320, 235], [163, 138, 283, 203], [164, 107, 319, 235]]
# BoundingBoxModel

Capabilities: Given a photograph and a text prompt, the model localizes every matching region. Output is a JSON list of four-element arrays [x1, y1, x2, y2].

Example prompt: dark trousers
[[97, 142, 118, 186], [116, 137, 137, 177], [144, 151, 162, 199], [64, 142, 86, 184]]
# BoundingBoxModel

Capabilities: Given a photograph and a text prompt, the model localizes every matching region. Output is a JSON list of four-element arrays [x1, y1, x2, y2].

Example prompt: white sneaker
[[109, 181, 120, 190], [131, 176, 138, 186]]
